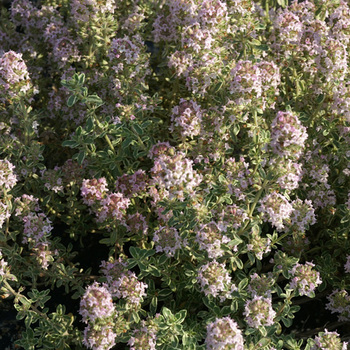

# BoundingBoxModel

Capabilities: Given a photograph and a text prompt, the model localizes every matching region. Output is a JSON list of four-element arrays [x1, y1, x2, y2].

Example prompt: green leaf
[[157, 289, 172, 298], [281, 316, 293, 328], [150, 296, 158, 315], [77, 151, 86, 165], [85, 116, 94, 133], [238, 278, 248, 291], [129, 246, 140, 259], [67, 95, 77, 107], [61, 140, 78, 148], [78, 73, 86, 85], [162, 307, 173, 319], [122, 137, 134, 149], [174, 310, 187, 324], [86, 94, 103, 105], [133, 123, 143, 135], [147, 265, 161, 277], [76, 126, 83, 136]]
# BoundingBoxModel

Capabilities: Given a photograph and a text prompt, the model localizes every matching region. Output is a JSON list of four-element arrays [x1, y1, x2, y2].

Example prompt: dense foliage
[[0, 0, 350, 349]]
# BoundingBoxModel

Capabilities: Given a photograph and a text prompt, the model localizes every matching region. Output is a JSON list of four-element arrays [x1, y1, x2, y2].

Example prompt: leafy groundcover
[[0, 0, 350, 349]]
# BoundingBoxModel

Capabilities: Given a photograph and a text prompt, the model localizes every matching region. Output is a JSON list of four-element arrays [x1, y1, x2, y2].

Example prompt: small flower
[[289, 262, 322, 297], [83, 323, 117, 350], [153, 226, 185, 257], [197, 260, 237, 302], [79, 282, 115, 324], [345, 255, 350, 273], [326, 289, 350, 322], [125, 212, 148, 236], [0, 50, 33, 103], [205, 317, 244, 350], [0, 249, 15, 281], [215, 204, 249, 232], [247, 232, 271, 260], [81, 178, 109, 206], [150, 151, 202, 201], [170, 98, 203, 138], [97, 192, 130, 223], [128, 321, 157, 350], [32, 242, 57, 270], [269, 111, 308, 160], [115, 170, 149, 198], [14, 194, 40, 217], [0, 160, 17, 191], [195, 221, 230, 259], [243, 296, 276, 328], [0, 200, 11, 229], [247, 272, 275, 298], [287, 198, 316, 233], [100, 258, 128, 285], [111, 271, 147, 306], [22, 212, 53, 245], [311, 329, 348, 350], [258, 192, 293, 231]]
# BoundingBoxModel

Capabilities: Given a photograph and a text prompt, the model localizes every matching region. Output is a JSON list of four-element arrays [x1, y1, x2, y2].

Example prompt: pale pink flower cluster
[[81, 178, 130, 223], [14, 194, 40, 217], [70, 0, 116, 22], [181, 24, 215, 54], [197, 260, 237, 302], [269, 111, 308, 160], [150, 151, 202, 202], [22, 212, 56, 269], [124, 212, 148, 236], [243, 296, 276, 328], [147, 142, 174, 160], [79, 282, 116, 350], [107, 35, 150, 80], [344, 255, 350, 273], [152, 0, 197, 43], [247, 232, 271, 260], [100, 260, 147, 307], [197, 0, 228, 29], [0, 200, 11, 229], [0, 249, 15, 280], [272, 159, 303, 191], [258, 192, 293, 231], [97, 193, 130, 223], [0, 50, 32, 103], [315, 38, 348, 82], [195, 221, 230, 259], [83, 324, 117, 350], [311, 329, 348, 350], [287, 199, 316, 233], [128, 320, 157, 350], [153, 226, 186, 257], [115, 170, 149, 198], [205, 317, 244, 350], [0, 160, 17, 191], [329, 1, 350, 45], [289, 262, 322, 297], [215, 204, 249, 232], [226, 157, 252, 202], [229, 60, 280, 110], [112, 271, 148, 306], [326, 289, 350, 322], [81, 178, 109, 206], [302, 151, 337, 209], [170, 99, 203, 138], [247, 272, 275, 298], [79, 282, 115, 323]]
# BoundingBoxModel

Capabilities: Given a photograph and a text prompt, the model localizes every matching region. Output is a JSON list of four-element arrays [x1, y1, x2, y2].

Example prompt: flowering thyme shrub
[[0, 0, 350, 349]]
